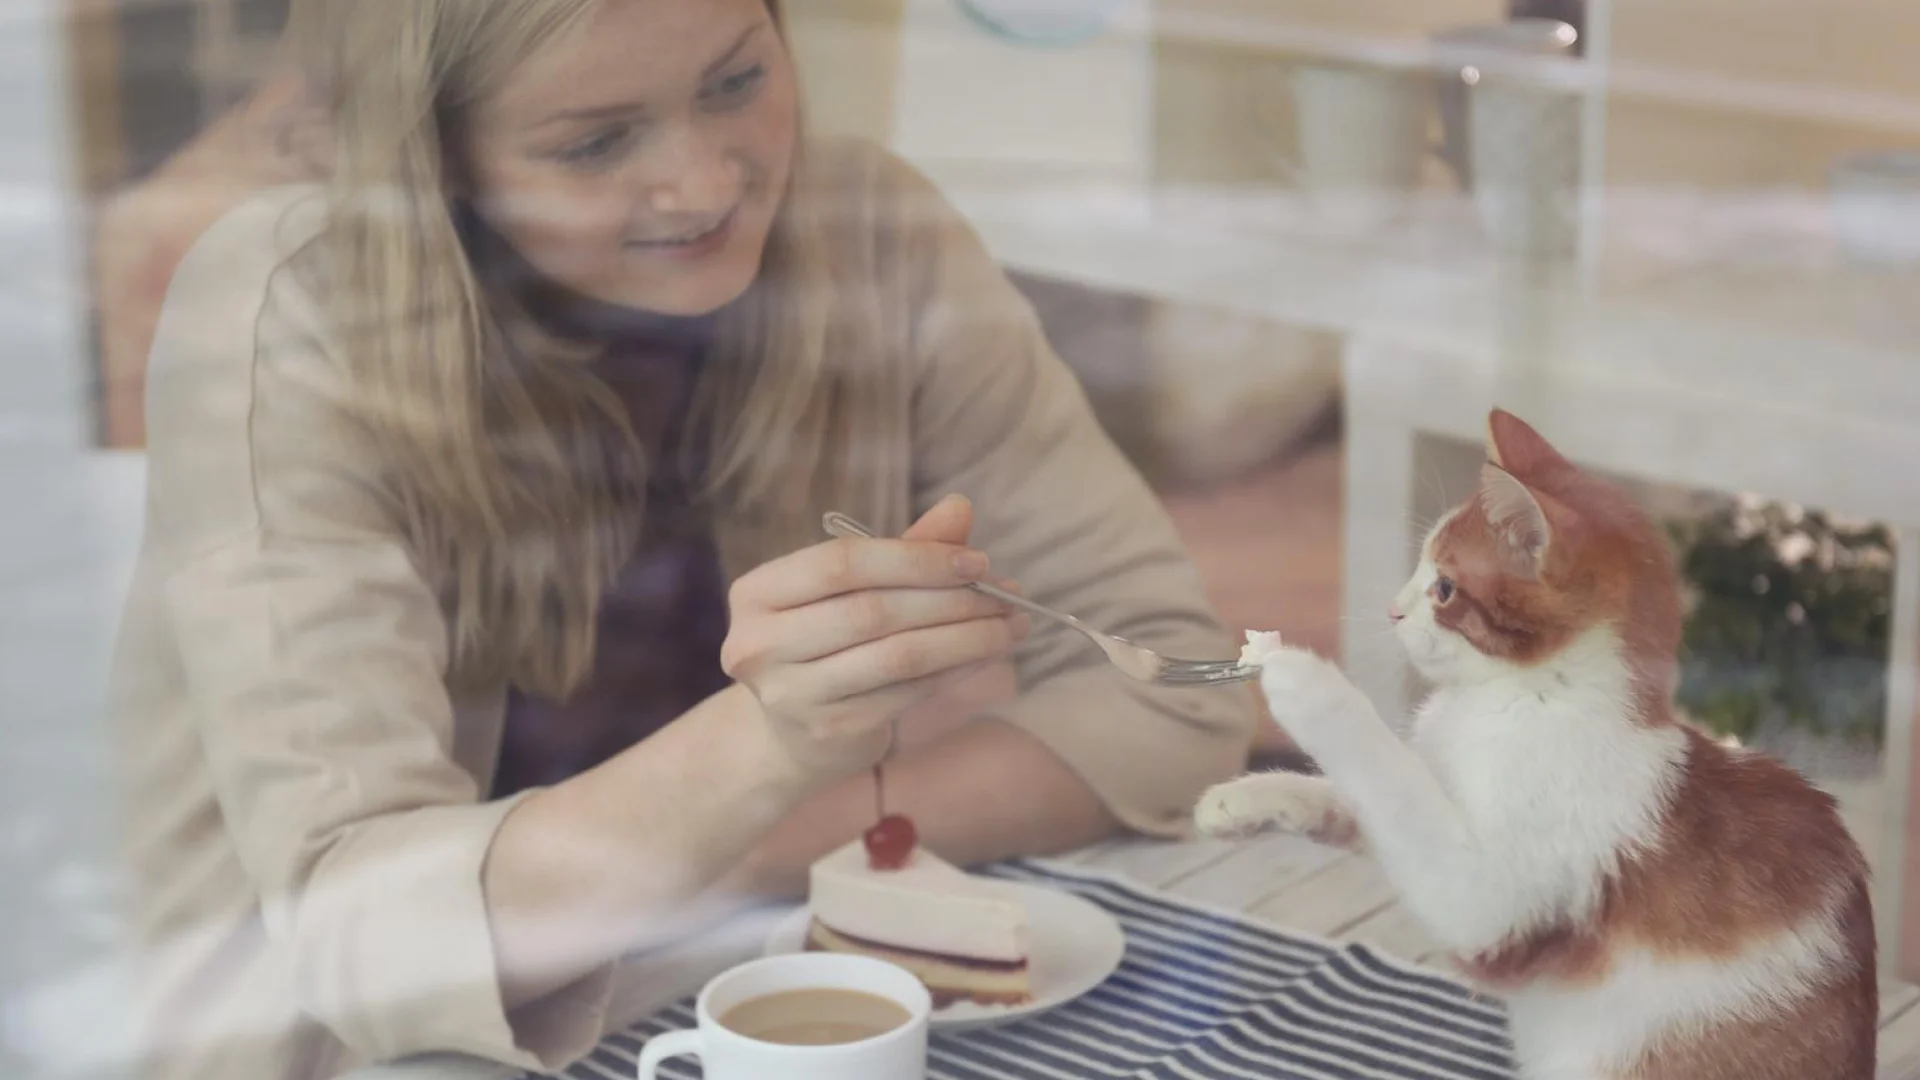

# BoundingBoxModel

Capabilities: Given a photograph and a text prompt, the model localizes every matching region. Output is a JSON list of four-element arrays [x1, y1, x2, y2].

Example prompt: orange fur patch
[[1431, 411, 1682, 719]]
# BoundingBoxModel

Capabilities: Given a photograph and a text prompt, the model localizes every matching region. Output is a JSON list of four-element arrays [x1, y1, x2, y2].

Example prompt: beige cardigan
[[106, 139, 1255, 1080]]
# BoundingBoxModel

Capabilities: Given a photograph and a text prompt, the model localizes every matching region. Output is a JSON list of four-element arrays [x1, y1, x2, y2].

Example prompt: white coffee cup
[[1431, 18, 1580, 190], [1430, 19, 1584, 259], [1467, 75, 1583, 259], [1252, 60, 1428, 232], [635, 953, 932, 1080]]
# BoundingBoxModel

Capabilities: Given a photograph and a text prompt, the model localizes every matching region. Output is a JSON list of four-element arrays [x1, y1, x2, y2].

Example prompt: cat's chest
[[1408, 687, 1685, 864], [1409, 688, 1589, 814]]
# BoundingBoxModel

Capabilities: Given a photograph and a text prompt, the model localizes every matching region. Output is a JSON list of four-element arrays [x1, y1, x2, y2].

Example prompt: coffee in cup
[[638, 953, 931, 1080], [717, 987, 913, 1046]]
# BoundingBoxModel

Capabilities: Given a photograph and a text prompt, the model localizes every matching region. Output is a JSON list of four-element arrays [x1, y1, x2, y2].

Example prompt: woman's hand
[[720, 495, 1030, 779]]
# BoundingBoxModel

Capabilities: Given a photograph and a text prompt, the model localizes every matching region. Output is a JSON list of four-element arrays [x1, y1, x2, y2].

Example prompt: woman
[[105, 1, 1256, 1078]]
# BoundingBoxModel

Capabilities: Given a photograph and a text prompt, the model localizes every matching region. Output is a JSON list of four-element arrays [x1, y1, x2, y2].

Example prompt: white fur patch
[[1504, 898, 1855, 1078], [1194, 773, 1341, 841], [1407, 628, 1689, 952]]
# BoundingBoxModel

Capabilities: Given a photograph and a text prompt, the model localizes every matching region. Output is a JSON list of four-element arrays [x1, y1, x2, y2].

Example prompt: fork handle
[[819, 512, 1080, 631], [962, 577, 1071, 627]]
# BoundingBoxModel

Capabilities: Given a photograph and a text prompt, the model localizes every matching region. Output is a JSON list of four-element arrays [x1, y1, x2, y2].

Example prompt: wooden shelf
[[1151, 2, 1920, 137], [917, 167, 1920, 495]]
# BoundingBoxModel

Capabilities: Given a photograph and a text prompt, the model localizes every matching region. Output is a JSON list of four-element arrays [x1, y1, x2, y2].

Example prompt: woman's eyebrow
[[529, 24, 764, 131], [702, 24, 764, 79]]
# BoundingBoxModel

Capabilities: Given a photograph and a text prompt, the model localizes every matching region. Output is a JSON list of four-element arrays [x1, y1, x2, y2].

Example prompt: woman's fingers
[[730, 536, 990, 612], [901, 493, 975, 545], [754, 612, 1029, 712], [715, 492, 1036, 780], [739, 586, 1015, 666], [725, 573, 1033, 674]]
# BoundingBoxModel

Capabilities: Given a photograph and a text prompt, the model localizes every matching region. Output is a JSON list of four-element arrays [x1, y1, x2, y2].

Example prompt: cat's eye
[[1432, 576, 1457, 604]]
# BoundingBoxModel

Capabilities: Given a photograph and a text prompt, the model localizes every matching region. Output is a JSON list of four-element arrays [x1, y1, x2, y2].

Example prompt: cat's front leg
[[1252, 645, 1456, 826], [1249, 642, 1490, 939], [1250, 644, 1405, 777], [1194, 773, 1364, 851]]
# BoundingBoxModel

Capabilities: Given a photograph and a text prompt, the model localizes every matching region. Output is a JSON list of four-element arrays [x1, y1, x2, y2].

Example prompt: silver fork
[[822, 512, 1260, 688]]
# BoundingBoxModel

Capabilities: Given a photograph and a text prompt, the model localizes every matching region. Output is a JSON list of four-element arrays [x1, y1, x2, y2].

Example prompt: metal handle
[[820, 511, 878, 541], [820, 512, 1079, 630]]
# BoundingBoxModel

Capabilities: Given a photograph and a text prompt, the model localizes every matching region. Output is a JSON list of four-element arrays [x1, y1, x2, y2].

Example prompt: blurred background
[[8, 0, 1920, 1074]]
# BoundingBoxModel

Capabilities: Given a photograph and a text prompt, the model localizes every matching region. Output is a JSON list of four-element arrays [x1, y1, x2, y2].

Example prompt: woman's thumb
[[902, 493, 974, 545]]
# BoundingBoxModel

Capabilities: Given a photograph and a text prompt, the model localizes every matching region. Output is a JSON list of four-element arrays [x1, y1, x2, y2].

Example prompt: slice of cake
[[805, 817, 1032, 1007]]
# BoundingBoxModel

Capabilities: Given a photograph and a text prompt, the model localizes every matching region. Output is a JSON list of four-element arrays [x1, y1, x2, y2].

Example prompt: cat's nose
[[1388, 603, 1405, 623]]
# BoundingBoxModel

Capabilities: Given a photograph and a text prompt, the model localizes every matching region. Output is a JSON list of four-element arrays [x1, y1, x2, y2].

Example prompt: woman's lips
[[629, 206, 740, 262]]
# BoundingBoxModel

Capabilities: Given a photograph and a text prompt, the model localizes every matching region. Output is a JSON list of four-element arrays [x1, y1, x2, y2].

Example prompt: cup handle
[[635, 1030, 702, 1079]]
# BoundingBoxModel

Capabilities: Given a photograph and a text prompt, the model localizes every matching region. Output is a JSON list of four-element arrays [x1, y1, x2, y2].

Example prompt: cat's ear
[[1480, 463, 1551, 576], [1485, 408, 1569, 478]]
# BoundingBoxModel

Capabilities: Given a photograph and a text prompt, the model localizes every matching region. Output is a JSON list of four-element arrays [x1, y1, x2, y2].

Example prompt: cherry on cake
[[805, 817, 1032, 1007]]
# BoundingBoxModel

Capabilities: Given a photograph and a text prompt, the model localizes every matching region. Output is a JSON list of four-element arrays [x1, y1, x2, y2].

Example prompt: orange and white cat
[[1196, 409, 1875, 1080]]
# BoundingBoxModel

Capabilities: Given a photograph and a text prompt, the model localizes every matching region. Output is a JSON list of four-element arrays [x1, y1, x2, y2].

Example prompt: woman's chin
[[609, 260, 759, 317], [611, 219, 771, 316]]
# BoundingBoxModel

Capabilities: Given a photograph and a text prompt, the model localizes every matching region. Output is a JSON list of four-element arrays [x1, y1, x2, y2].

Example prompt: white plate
[[762, 880, 1126, 1032]]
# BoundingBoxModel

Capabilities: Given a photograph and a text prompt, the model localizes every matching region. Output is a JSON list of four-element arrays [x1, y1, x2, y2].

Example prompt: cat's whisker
[[1414, 459, 1455, 533]]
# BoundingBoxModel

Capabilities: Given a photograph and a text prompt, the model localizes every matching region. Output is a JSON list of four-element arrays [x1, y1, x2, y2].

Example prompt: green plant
[[1665, 500, 1893, 747]]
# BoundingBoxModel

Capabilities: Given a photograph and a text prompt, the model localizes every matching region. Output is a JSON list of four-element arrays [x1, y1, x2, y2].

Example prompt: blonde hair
[[288, 0, 858, 697]]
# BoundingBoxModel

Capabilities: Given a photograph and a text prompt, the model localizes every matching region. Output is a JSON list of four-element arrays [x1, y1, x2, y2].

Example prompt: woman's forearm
[[482, 693, 1119, 1008], [721, 718, 1120, 900], [481, 683, 815, 1009]]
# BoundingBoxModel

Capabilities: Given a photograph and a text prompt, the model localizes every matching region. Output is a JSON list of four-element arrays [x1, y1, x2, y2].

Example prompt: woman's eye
[[556, 125, 631, 167], [1432, 576, 1457, 604], [706, 64, 766, 103]]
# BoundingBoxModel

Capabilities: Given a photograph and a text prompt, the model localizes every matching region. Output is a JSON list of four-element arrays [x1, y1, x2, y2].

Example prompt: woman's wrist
[[702, 681, 820, 805], [483, 684, 824, 1006]]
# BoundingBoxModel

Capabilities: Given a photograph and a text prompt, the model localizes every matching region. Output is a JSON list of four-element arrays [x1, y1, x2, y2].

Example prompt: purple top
[[471, 222, 734, 798]]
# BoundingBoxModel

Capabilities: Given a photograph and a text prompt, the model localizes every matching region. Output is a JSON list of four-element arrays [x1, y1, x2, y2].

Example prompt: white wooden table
[[353, 834, 1920, 1079], [1069, 835, 1920, 1079]]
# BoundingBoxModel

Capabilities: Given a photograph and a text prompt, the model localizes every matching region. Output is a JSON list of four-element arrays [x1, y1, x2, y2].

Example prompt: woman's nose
[[646, 126, 738, 215]]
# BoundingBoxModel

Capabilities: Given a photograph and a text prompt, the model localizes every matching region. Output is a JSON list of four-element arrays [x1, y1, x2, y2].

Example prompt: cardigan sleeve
[[140, 188, 617, 1070], [874, 151, 1260, 836]]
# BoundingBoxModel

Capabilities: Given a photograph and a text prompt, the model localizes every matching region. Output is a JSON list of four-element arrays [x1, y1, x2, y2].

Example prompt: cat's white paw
[[1194, 773, 1347, 843], [1254, 647, 1371, 734], [1194, 776, 1282, 839]]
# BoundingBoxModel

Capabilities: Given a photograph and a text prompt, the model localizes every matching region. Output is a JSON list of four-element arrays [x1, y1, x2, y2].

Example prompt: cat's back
[[1616, 725, 1867, 946], [1506, 726, 1877, 1080]]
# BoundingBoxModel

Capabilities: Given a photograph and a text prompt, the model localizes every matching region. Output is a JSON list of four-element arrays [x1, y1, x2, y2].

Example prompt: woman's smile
[[628, 203, 741, 261]]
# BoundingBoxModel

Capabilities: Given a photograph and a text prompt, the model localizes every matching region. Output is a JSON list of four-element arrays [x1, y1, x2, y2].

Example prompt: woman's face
[[463, 0, 797, 316]]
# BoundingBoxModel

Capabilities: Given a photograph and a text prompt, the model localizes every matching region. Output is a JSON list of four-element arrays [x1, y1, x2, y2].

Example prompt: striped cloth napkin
[[528, 860, 1517, 1080]]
